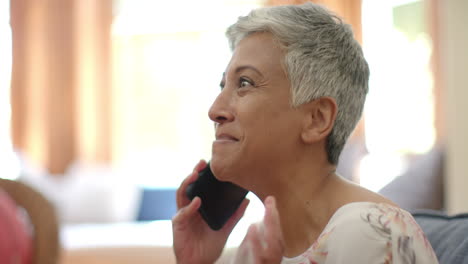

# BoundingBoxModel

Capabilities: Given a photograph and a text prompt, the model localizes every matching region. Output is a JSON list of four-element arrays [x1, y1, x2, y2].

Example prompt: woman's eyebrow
[[235, 65, 264, 77]]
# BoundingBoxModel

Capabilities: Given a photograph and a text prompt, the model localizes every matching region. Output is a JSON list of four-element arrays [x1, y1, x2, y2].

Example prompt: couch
[[413, 210, 468, 264]]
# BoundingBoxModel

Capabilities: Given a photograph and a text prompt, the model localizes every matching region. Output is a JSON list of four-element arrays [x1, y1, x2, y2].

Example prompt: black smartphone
[[186, 162, 249, 230]]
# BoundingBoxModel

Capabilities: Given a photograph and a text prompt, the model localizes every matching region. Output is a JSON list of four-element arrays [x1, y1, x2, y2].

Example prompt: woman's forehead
[[225, 33, 286, 77]]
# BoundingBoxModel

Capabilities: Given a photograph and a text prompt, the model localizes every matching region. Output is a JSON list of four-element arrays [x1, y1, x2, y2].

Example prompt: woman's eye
[[239, 78, 253, 88]]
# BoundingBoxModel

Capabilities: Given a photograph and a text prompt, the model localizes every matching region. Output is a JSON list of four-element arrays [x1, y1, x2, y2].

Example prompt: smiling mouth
[[215, 134, 239, 142]]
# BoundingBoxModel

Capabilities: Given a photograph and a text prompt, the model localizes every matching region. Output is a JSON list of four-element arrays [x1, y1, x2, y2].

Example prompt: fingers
[[234, 196, 284, 263], [172, 196, 202, 230], [176, 160, 207, 209], [234, 223, 260, 264], [244, 224, 262, 263], [193, 159, 208, 173], [222, 198, 250, 235], [238, 222, 278, 264], [263, 196, 284, 252]]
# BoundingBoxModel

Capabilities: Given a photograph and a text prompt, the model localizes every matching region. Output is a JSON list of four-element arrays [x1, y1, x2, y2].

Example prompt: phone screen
[[186, 163, 248, 230]]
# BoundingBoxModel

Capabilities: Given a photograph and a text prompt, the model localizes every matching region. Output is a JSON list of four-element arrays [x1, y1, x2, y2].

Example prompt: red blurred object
[[0, 189, 32, 264]]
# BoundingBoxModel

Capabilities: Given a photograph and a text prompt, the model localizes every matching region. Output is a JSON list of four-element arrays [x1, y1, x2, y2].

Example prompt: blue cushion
[[137, 188, 177, 221], [413, 210, 468, 264]]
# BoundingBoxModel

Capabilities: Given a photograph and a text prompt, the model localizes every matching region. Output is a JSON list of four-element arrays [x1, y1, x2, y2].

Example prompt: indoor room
[[0, 0, 467, 263]]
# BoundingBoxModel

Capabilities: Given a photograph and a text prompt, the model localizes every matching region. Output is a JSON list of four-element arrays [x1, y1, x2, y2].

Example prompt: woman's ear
[[300, 97, 337, 144]]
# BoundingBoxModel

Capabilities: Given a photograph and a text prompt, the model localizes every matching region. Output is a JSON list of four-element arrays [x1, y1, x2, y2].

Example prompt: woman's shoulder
[[329, 201, 401, 226], [311, 202, 439, 263], [338, 176, 398, 207], [321, 202, 403, 245], [327, 201, 423, 238]]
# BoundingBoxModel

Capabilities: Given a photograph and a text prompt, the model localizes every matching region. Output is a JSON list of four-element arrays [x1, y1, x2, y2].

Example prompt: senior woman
[[172, 3, 438, 264]]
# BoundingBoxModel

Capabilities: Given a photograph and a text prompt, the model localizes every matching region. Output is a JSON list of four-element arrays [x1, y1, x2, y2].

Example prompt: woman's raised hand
[[233, 196, 285, 264], [172, 160, 250, 264]]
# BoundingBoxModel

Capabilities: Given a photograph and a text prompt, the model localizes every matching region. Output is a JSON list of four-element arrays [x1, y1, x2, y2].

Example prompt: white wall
[[443, 0, 468, 214]]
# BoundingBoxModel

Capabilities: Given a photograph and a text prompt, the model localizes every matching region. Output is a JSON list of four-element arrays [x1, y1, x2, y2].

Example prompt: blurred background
[[0, 0, 467, 263]]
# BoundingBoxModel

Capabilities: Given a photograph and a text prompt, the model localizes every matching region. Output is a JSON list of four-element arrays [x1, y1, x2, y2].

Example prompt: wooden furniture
[[0, 179, 60, 264]]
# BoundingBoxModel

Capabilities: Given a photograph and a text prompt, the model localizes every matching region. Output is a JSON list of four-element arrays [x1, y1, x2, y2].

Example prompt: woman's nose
[[208, 91, 234, 125]]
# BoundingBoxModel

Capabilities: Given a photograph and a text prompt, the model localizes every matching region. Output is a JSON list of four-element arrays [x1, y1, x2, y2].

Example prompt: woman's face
[[209, 32, 304, 187]]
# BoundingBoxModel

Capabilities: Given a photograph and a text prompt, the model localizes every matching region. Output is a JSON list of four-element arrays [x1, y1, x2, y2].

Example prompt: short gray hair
[[226, 3, 369, 164]]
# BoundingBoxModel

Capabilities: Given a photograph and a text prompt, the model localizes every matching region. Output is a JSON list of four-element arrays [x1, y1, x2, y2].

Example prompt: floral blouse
[[281, 202, 439, 264]]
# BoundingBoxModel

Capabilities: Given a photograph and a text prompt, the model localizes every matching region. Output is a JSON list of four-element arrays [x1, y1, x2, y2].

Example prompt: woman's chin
[[210, 157, 235, 182]]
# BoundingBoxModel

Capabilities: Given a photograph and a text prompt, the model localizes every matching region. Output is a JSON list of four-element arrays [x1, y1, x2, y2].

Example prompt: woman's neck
[[252, 161, 342, 258]]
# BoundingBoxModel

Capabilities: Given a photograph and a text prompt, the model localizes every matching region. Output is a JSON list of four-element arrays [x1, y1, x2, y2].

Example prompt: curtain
[[10, 0, 112, 175], [426, 0, 444, 145]]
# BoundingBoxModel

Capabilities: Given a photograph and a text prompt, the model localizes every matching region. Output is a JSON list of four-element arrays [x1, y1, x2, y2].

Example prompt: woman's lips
[[215, 133, 239, 142]]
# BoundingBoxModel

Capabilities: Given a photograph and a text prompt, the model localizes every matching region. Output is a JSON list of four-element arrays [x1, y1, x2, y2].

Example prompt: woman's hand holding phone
[[172, 160, 250, 264]]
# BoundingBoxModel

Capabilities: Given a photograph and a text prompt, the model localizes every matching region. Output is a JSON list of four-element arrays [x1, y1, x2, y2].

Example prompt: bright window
[[111, 0, 263, 187], [111, 0, 267, 233], [0, 0, 20, 180], [360, 0, 435, 191]]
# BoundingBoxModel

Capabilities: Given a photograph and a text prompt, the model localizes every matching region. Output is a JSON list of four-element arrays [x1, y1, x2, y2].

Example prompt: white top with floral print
[[281, 202, 439, 264]]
